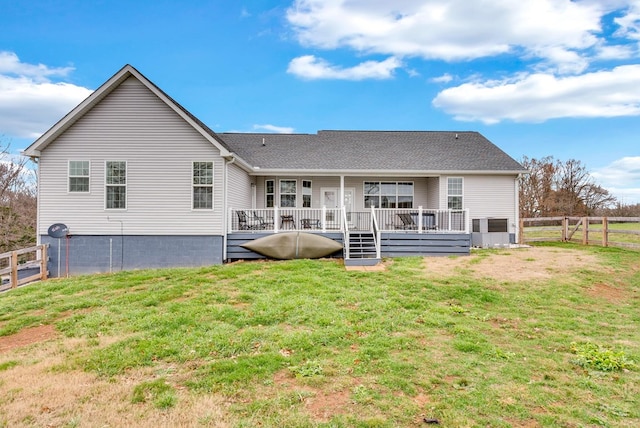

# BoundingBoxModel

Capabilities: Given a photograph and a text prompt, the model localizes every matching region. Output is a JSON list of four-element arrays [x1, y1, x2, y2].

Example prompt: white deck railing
[[229, 207, 470, 234]]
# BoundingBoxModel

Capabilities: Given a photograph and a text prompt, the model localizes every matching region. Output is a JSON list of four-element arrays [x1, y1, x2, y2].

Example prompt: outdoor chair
[[237, 210, 271, 230], [300, 218, 321, 229], [280, 214, 296, 229], [252, 211, 274, 229], [396, 213, 418, 230]]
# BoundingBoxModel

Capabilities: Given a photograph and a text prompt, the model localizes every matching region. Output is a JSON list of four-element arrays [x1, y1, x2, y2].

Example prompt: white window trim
[[105, 160, 127, 210], [192, 161, 214, 210], [363, 181, 414, 208], [279, 179, 297, 208], [447, 177, 464, 210], [68, 160, 90, 193]]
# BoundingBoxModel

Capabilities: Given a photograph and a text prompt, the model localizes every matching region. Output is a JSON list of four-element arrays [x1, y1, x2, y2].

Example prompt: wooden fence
[[519, 217, 640, 249], [0, 244, 48, 291]]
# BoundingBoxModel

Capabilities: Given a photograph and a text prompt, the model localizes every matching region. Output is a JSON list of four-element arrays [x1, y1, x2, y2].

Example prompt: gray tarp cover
[[240, 232, 343, 259]]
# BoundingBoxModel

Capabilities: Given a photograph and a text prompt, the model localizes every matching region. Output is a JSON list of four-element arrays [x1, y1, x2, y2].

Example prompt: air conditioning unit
[[471, 218, 510, 248]]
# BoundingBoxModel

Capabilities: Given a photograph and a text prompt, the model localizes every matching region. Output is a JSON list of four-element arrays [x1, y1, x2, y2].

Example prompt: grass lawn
[[1, 243, 639, 427]]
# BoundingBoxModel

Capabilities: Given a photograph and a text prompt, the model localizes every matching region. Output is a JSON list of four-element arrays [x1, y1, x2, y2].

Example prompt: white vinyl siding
[[192, 161, 213, 210], [37, 76, 224, 235], [68, 160, 90, 192], [440, 175, 519, 233], [227, 162, 252, 209], [426, 177, 439, 209]]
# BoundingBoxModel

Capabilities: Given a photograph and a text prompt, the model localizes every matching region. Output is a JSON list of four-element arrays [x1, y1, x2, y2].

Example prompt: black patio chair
[[237, 210, 271, 230], [396, 213, 418, 230]]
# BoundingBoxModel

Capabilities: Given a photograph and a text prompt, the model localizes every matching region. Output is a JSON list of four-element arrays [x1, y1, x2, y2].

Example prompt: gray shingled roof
[[219, 130, 526, 172]]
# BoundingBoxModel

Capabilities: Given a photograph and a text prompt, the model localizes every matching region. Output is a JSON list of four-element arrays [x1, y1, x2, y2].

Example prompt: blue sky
[[1, 0, 640, 203]]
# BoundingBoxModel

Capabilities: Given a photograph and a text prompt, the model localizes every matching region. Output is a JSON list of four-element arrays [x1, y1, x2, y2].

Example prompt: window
[[280, 180, 296, 207], [447, 177, 463, 209], [302, 180, 312, 208], [105, 161, 126, 209], [68, 160, 89, 192], [193, 162, 213, 209], [364, 181, 413, 208], [265, 179, 275, 208]]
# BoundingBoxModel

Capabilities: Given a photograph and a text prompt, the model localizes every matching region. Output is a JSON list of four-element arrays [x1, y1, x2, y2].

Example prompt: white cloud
[[0, 52, 74, 82], [592, 156, 640, 204], [286, 0, 623, 74], [0, 52, 92, 139], [253, 124, 295, 133], [592, 156, 640, 183], [430, 73, 453, 83], [287, 55, 401, 80], [432, 64, 640, 123], [614, 0, 640, 40]]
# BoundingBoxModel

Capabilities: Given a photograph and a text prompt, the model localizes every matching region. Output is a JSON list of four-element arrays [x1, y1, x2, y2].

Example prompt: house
[[22, 65, 527, 277]]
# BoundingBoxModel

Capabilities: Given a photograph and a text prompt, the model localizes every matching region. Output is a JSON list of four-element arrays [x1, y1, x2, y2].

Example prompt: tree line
[[519, 156, 639, 218], [1, 141, 37, 253], [1, 143, 639, 253]]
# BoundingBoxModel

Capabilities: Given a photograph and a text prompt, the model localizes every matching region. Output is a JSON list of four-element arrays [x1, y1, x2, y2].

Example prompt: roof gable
[[23, 64, 232, 157]]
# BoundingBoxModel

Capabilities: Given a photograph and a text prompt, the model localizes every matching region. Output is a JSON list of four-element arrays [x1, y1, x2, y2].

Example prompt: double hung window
[[68, 160, 89, 192], [105, 161, 126, 209], [265, 179, 275, 208], [280, 180, 296, 207], [193, 162, 213, 209], [302, 180, 312, 208], [447, 177, 463, 209]]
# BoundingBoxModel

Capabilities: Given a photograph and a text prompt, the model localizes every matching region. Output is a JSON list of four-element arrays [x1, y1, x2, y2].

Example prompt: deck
[[227, 208, 471, 261]]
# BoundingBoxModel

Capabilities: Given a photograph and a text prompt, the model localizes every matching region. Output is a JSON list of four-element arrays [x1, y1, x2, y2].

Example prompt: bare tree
[[519, 156, 557, 217], [519, 156, 617, 218], [1, 140, 37, 252]]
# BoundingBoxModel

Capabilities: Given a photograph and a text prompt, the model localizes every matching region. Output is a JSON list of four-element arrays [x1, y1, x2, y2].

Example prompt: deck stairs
[[345, 231, 380, 266]]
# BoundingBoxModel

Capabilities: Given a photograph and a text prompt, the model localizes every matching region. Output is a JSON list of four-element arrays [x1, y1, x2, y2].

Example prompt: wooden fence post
[[562, 217, 568, 241], [582, 217, 589, 245], [602, 217, 608, 247], [10, 250, 18, 289], [519, 219, 524, 244]]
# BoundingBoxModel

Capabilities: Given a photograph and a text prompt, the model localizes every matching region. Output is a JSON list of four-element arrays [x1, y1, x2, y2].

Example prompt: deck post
[[464, 209, 470, 233], [418, 206, 423, 233], [274, 206, 279, 233], [322, 206, 327, 233]]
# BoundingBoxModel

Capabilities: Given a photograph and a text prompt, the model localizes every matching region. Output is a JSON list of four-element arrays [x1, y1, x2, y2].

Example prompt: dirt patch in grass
[[0, 339, 231, 427], [0, 324, 57, 354], [272, 369, 357, 423], [587, 282, 629, 303], [423, 246, 600, 282]]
